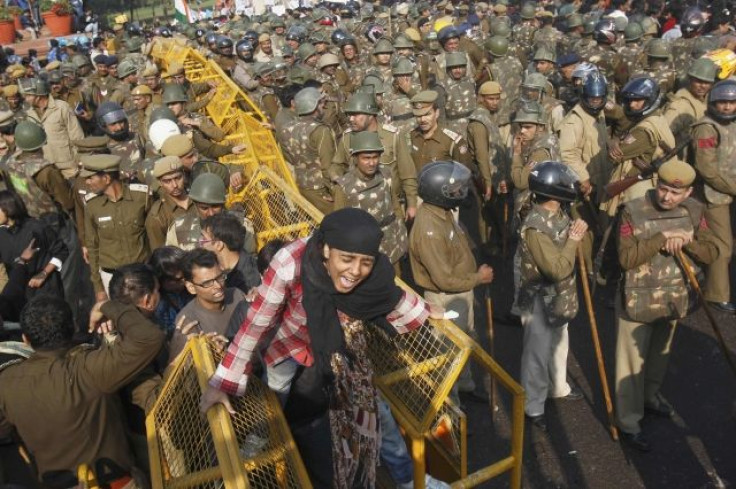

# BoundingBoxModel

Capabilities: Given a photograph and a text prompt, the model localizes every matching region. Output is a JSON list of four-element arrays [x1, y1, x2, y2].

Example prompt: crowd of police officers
[[0, 0, 735, 486]]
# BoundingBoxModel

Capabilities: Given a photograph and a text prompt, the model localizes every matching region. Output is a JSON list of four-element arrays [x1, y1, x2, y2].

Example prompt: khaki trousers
[[424, 289, 476, 392], [614, 305, 677, 434], [704, 203, 733, 303]]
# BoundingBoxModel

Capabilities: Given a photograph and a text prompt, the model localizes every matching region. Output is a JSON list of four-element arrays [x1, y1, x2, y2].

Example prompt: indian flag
[[174, 0, 197, 23]]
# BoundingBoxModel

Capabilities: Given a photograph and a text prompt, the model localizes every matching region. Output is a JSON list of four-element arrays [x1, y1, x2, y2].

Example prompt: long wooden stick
[[577, 246, 618, 441], [484, 285, 498, 419], [676, 250, 736, 380], [502, 193, 509, 259]]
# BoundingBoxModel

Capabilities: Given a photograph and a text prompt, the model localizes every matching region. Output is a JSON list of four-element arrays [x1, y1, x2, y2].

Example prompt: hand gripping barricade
[[148, 38, 525, 489]]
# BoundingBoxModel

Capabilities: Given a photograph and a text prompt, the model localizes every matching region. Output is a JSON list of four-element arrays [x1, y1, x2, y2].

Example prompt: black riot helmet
[[243, 30, 260, 49], [95, 101, 130, 141], [580, 71, 608, 115], [216, 35, 234, 56], [707, 78, 736, 123], [235, 39, 254, 62], [681, 7, 705, 38], [205, 31, 219, 50], [620, 76, 662, 119], [417, 161, 472, 209], [594, 18, 617, 45], [528, 161, 580, 203], [331, 28, 352, 46]]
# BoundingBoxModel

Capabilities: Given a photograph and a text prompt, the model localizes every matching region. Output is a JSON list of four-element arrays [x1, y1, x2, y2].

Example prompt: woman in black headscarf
[[201, 208, 442, 488]]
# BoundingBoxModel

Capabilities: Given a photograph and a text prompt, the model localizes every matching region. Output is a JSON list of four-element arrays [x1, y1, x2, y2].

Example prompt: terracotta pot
[[13, 14, 21, 31], [0, 20, 15, 45], [41, 11, 72, 36]]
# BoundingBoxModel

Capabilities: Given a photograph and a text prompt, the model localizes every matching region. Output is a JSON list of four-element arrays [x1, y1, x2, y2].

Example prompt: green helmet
[[149, 106, 178, 124], [513, 101, 546, 125], [392, 57, 414, 76], [520, 4, 536, 20], [191, 160, 230, 189], [297, 42, 318, 61], [583, 18, 596, 36], [533, 46, 556, 63], [117, 60, 138, 79], [522, 72, 548, 91], [639, 17, 658, 36], [19, 78, 50, 96], [485, 36, 509, 57], [373, 38, 394, 55], [60, 61, 76, 75], [345, 92, 380, 115], [126, 37, 144, 52], [688, 57, 719, 83], [294, 87, 324, 115], [189, 173, 227, 205], [15, 121, 47, 151], [47, 70, 63, 84], [272, 17, 286, 28], [72, 54, 91, 70], [445, 51, 468, 69], [361, 73, 385, 95], [393, 35, 414, 49], [646, 39, 670, 59], [184, 26, 197, 39], [350, 131, 384, 154], [162, 84, 189, 104], [624, 22, 644, 42], [567, 13, 583, 29], [490, 20, 511, 38]]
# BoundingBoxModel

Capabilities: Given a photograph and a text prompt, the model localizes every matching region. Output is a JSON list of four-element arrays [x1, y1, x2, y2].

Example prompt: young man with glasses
[[168, 248, 247, 363]]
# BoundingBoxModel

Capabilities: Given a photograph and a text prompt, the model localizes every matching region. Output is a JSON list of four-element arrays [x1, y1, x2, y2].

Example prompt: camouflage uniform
[[585, 43, 627, 91], [669, 37, 698, 74], [573, 37, 598, 62], [518, 204, 579, 417], [510, 130, 561, 220], [440, 75, 477, 135], [630, 64, 677, 95], [533, 25, 563, 51], [480, 56, 524, 126], [319, 72, 348, 134], [618, 42, 645, 81], [615, 190, 718, 435], [250, 85, 281, 124], [512, 23, 537, 67], [108, 136, 146, 183], [165, 207, 256, 253], [3, 151, 72, 219], [333, 167, 408, 264], [691, 115, 736, 304]]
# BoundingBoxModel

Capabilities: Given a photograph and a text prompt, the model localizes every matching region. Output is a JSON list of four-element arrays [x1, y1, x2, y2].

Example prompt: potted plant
[[0, 6, 16, 44], [8, 5, 22, 31], [40, 0, 72, 36]]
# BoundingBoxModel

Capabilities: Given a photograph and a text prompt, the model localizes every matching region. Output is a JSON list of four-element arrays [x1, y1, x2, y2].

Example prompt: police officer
[[615, 160, 719, 451], [95, 102, 147, 184], [129, 84, 155, 143], [690, 79, 736, 313], [82, 154, 151, 301], [630, 40, 677, 95], [438, 51, 477, 135], [145, 156, 192, 249], [518, 161, 586, 431], [281, 86, 337, 214], [109, 60, 139, 113], [664, 58, 718, 145], [333, 131, 408, 268], [605, 77, 675, 216], [383, 57, 419, 133], [409, 160, 493, 398], [478, 35, 523, 126]]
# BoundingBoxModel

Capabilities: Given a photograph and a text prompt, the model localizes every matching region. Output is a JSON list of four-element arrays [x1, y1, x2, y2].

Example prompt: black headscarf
[[301, 209, 403, 376]]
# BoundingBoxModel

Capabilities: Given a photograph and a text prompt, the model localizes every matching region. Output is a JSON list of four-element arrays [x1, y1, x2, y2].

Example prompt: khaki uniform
[[409, 202, 481, 392], [518, 205, 579, 416], [333, 167, 407, 264], [603, 113, 676, 216], [615, 190, 719, 434], [331, 125, 418, 208], [281, 115, 337, 214], [84, 183, 151, 293], [145, 194, 192, 250], [27, 96, 85, 179], [663, 88, 706, 144], [691, 116, 736, 303], [409, 124, 472, 172], [0, 301, 164, 481], [165, 207, 256, 253]]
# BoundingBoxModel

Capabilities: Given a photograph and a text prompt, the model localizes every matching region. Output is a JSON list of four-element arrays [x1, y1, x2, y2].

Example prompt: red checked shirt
[[210, 237, 430, 396]]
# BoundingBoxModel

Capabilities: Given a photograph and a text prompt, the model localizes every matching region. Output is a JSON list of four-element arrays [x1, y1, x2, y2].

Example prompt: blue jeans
[[378, 396, 413, 484], [265, 357, 299, 406]]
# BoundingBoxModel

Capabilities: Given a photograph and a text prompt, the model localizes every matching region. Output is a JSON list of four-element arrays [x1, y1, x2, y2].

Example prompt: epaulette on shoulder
[[383, 123, 398, 133], [442, 127, 462, 143], [129, 183, 149, 193], [84, 192, 100, 203]]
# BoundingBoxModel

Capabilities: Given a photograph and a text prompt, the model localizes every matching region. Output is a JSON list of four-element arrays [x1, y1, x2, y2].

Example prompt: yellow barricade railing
[[146, 337, 312, 489], [146, 38, 524, 489]]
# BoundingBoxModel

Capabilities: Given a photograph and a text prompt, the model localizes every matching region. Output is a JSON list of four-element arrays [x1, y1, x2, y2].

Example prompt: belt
[[390, 112, 414, 121], [446, 109, 473, 120], [378, 214, 397, 227], [101, 267, 117, 274]]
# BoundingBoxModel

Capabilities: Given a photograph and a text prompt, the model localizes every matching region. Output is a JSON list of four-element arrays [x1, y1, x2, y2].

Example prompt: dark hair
[[257, 239, 285, 275], [201, 212, 245, 251], [109, 263, 158, 305], [20, 294, 74, 350], [181, 248, 219, 281], [276, 83, 303, 107], [0, 190, 29, 222], [148, 245, 186, 280], [417, 17, 430, 29]]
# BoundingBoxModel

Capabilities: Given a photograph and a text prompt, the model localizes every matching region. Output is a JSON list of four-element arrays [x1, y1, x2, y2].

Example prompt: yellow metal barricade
[[146, 337, 311, 489], [146, 38, 524, 489]]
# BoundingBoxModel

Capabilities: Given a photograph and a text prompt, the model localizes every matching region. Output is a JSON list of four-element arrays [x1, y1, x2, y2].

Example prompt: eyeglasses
[[191, 273, 226, 288], [197, 237, 217, 247]]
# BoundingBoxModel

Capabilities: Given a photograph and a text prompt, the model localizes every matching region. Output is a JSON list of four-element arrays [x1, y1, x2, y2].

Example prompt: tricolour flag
[[174, 0, 197, 23]]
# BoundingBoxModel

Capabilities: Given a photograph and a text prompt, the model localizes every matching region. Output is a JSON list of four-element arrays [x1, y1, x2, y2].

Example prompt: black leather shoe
[[556, 387, 584, 401], [707, 301, 736, 313], [621, 431, 652, 452], [525, 414, 547, 431]]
